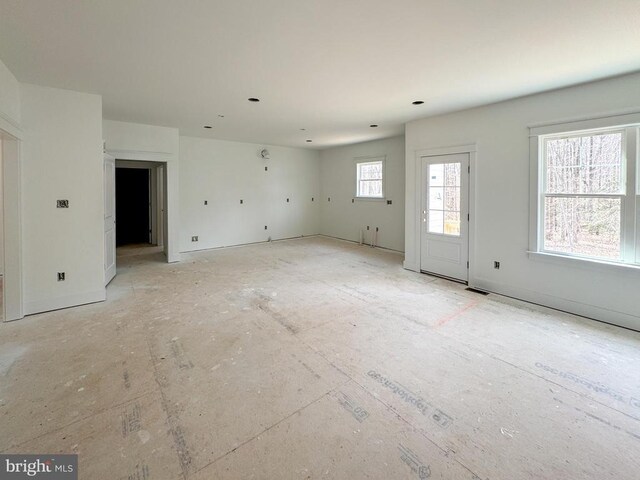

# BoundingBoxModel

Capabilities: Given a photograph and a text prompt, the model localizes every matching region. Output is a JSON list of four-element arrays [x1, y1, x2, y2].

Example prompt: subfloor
[[117, 243, 164, 257], [1, 237, 639, 479]]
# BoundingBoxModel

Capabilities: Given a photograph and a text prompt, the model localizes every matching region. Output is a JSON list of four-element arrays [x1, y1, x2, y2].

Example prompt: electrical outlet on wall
[[191, 236, 199, 242], [494, 261, 500, 269], [57, 272, 65, 281], [57, 200, 69, 208]]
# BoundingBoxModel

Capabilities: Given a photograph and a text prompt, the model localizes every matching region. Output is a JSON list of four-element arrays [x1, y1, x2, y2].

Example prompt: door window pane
[[444, 186, 460, 211], [428, 161, 461, 236], [429, 164, 444, 187], [445, 163, 461, 186], [429, 187, 444, 210], [444, 211, 461, 236], [429, 210, 444, 234]]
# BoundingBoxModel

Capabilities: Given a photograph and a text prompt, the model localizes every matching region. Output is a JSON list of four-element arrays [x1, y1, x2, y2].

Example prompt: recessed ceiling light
[[370, 124, 378, 128], [248, 98, 260, 102], [306, 139, 312, 143], [412, 100, 424, 105], [203, 125, 212, 129]]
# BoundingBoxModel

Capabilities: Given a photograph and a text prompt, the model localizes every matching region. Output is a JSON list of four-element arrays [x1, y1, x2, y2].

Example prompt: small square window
[[356, 158, 384, 198]]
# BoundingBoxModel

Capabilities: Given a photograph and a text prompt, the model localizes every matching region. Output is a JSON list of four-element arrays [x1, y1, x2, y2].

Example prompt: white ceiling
[[1, 1, 639, 149]]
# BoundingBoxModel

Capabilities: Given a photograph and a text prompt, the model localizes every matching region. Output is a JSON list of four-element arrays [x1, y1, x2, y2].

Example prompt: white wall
[[179, 136, 320, 252], [405, 71, 640, 330], [320, 136, 405, 251], [103, 120, 180, 262], [21, 83, 105, 314], [0, 58, 20, 135]]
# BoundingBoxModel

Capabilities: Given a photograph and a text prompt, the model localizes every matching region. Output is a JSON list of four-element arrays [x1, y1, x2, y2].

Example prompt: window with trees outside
[[356, 158, 384, 198], [535, 123, 639, 266]]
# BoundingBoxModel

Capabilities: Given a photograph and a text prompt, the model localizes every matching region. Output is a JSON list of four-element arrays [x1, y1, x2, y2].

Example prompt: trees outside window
[[356, 160, 384, 198], [537, 125, 639, 265]]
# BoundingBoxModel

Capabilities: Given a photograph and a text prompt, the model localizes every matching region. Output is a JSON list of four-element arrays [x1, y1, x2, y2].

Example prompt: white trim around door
[[411, 144, 477, 284]]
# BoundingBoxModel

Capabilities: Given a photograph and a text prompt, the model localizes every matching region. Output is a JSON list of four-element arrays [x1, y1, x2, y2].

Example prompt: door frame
[[0, 129, 24, 321], [114, 161, 157, 246], [104, 154, 116, 285], [107, 152, 169, 260], [413, 144, 477, 284], [155, 164, 164, 248], [420, 153, 470, 283], [106, 149, 177, 263]]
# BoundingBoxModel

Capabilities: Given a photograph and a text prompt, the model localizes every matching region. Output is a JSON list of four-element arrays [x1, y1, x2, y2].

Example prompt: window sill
[[527, 251, 640, 276], [354, 196, 386, 202]]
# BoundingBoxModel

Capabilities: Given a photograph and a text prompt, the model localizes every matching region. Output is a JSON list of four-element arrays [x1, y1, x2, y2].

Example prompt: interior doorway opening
[[116, 168, 150, 246], [115, 160, 164, 250], [104, 156, 168, 287]]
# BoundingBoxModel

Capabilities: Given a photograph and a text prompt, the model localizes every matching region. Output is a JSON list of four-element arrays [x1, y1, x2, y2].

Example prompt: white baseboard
[[24, 290, 106, 316], [319, 234, 404, 254], [470, 277, 640, 332], [179, 234, 320, 254]]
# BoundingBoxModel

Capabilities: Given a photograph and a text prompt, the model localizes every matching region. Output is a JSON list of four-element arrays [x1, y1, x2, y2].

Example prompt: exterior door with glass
[[420, 153, 470, 282]]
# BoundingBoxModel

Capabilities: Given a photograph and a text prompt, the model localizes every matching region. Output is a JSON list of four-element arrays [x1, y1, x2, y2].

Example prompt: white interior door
[[104, 154, 116, 285], [420, 153, 470, 282]]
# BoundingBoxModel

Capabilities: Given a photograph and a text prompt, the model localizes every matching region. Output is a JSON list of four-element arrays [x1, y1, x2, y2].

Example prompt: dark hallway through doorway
[[116, 168, 150, 247]]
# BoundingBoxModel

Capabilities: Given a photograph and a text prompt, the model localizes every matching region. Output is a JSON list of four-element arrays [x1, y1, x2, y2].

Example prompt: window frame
[[528, 112, 640, 271], [355, 156, 386, 200]]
